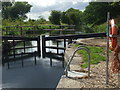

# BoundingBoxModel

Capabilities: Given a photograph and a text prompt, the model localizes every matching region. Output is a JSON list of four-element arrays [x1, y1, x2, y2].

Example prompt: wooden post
[[57, 41, 59, 54], [20, 27, 23, 37], [13, 39, 15, 58], [64, 39, 66, 48], [24, 41, 25, 54], [49, 26, 51, 35], [62, 53, 64, 68], [37, 36, 40, 56], [6, 54, 10, 69], [42, 35, 46, 58], [33, 26, 36, 36], [34, 51, 37, 65], [21, 52, 24, 67], [50, 52, 52, 67]]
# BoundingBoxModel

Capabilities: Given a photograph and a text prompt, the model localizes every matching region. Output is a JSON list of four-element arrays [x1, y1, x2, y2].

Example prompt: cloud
[[15, 0, 89, 20]]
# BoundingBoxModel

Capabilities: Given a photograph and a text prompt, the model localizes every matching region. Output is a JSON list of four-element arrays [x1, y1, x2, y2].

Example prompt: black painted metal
[[50, 52, 52, 67], [37, 36, 41, 56], [34, 51, 37, 65], [20, 27, 23, 36], [64, 39, 66, 48], [62, 53, 64, 68], [44, 33, 106, 41], [45, 46, 65, 50], [1, 36, 38, 41], [21, 52, 24, 67], [7, 56, 10, 69], [24, 41, 25, 54], [10, 46, 37, 50], [2, 32, 107, 67], [42, 33, 106, 58], [57, 41, 59, 54], [13, 39, 15, 58], [42, 35, 46, 58]]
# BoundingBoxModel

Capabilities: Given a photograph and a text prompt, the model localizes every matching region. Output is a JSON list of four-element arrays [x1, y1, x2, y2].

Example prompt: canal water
[[2, 35, 68, 88], [13, 35, 67, 56]]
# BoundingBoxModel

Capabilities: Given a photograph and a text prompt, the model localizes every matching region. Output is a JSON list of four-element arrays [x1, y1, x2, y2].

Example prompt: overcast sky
[[15, 0, 89, 20]]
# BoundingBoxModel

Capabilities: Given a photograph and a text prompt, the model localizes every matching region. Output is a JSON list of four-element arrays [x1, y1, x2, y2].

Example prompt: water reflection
[[14, 35, 68, 58]]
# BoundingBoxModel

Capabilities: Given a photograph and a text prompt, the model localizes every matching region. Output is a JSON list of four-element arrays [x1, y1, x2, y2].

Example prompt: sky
[[15, 0, 89, 20]]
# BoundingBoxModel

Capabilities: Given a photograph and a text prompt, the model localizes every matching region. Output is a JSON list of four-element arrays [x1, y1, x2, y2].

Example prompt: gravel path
[[57, 38, 120, 88]]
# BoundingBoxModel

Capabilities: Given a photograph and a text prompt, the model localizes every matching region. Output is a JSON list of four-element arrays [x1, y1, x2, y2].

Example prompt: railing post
[[64, 39, 66, 48], [49, 26, 51, 35], [37, 36, 40, 57], [20, 27, 23, 37], [23, 40, 25, 54], [62, 53, 64, 68], [57, 41, 59, 54], [34, 51, 37, 65], [42, 35, 46, 58], [64, 39, 66, 52], [13, 39, 15, 59], [21, 52, 24, 67], [7, 55, 10, 69], [50, 51, 52, 67]]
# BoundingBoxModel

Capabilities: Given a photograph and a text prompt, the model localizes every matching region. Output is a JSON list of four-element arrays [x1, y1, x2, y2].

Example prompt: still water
[[15, 35, 68, 57], [2, 35, 68, 88]]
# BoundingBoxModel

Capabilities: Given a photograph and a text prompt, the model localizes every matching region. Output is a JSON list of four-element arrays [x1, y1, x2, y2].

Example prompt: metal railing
[[64, 45, 91, 77]]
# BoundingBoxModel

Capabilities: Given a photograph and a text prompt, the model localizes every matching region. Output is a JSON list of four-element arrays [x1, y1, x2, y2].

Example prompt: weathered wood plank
[[43, 29, 75, 31], [10, 46, 37, 50], [5, 25, 75, 28], [45, 46, 65, 50], [44, 33, 106, 41], [1, 36, 38, 41]]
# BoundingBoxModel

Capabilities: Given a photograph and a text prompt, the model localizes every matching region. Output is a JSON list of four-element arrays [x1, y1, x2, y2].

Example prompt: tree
[[38, 16, 46, 22], [83, 2, 110, 25], [83, 2, 120, 26], [61, 12, 69, 24], [61, 8, 82, 25], [110, 2, 120, 18], [2, 1, 32, 20], [2, 1, 13, 19], [49, 10, 61, 25]]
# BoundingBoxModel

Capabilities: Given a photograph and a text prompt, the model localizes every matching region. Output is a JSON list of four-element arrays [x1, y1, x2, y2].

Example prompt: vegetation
[[49, 10, 61, 25], [1, 1, 120, 34], [2, 1, 32, 20], [75, 44, 106, 68]]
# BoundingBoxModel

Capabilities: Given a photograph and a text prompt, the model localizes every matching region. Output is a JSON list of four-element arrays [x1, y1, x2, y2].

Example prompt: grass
[[2, 23, 75, 36], [75, 44, 106, 68]]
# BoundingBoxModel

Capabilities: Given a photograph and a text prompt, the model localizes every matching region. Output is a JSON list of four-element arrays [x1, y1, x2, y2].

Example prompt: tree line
[[48, 2, 120, 33], [2, 1, 32, 20], [2, 1, 120, 33], [49, 2, 120, 25]]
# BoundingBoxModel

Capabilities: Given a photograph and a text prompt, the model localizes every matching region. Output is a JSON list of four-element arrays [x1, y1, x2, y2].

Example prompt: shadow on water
[[2, 35, 67, 88]]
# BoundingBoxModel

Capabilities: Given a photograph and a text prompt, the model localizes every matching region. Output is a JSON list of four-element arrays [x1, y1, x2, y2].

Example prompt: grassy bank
[[75, 44, 106, 68]]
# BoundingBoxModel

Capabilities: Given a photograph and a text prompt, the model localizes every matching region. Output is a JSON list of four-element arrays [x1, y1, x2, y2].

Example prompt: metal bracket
[[109, 34, 118, 38]]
